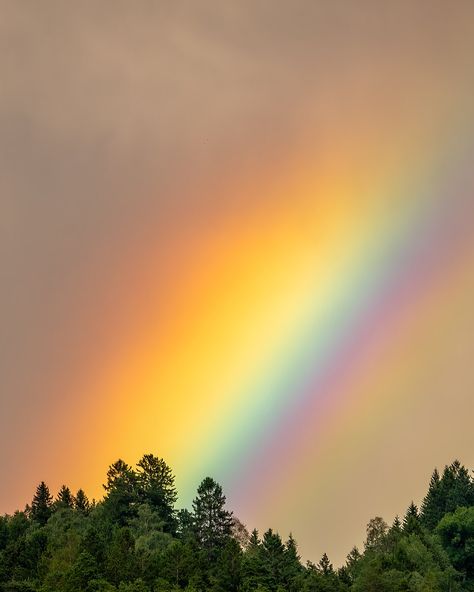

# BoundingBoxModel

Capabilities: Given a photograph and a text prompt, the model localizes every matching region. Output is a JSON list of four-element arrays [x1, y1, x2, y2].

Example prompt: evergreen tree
[[248, 529, 260, 548], [260, 529, 286, 590], [30, 482, 53, 526], [317, 552, 334, 575], [443, 460, 474, 513], [391, 515, 402, 533], [103, 460, 138, 524], [192, 477, 233, 554], [2, 454, 473, 592], [421, 467, 444, 530], [104, 460, 137, 494], [136, 454, 177, 532], [403, 501, 421, 534], [55, 485, 74, 509], [342, 547, 362, 585], [240, 530, 264, 591], [74, 489, 90, 513], [282, 534, 302, 585]]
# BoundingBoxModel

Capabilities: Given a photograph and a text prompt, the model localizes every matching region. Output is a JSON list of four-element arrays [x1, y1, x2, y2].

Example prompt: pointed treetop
[[31, 481, 53, 526], [56, 485, 74, 509], [74, 489, 90, 513], [317, 552, 334, 575]]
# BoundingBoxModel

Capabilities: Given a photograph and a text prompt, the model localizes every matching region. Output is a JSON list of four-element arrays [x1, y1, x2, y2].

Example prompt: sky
[[1, 0, 474, 564]]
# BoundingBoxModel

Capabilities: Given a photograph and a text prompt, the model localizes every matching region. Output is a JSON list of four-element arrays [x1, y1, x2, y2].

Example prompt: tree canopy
[[1, 456, 473, 591]]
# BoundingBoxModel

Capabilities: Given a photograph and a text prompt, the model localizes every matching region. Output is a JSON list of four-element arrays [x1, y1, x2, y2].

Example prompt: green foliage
[[55, 486, 74, 510], [437, 506, 474, 579], [136, 454, 177, 533], [421, 462, 474, 531], [105, 528, 137, 586], [365, 517, 388, 550], [75, 490, 91, 514], [30, 483, 52, 526], [403, 502, 422, 535], [192, 477, 233, 556], [0, 456, 473, 591]]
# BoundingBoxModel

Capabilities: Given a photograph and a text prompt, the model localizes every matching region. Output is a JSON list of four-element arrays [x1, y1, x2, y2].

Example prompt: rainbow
[[29, 91, 474, 567], [65, 115, 474, 564]]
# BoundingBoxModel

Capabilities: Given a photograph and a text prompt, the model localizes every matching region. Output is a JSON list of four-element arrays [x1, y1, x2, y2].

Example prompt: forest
[[0, 455, 473, 592]]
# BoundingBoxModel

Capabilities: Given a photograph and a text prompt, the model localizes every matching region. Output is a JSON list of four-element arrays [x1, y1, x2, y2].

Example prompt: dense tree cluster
[[1, 456, 473, 591]]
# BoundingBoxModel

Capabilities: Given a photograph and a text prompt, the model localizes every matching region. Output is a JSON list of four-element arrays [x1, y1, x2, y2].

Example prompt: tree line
[[1, 455, 473, 591]]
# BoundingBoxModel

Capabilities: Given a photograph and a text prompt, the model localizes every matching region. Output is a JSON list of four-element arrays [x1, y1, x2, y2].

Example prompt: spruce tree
[[30, 481, 53, 525], [391, 515, 402, 533], [283, 534, 302, 583], [56, 485, 74, 509], [136, 453, 177, 532], [74, 489, 90, 513], [421, 468, 444, 529], [104, 459, 137, 493], [387, 515, 403, 547], [103, 459, 138, 523], [344, 547, 362, 584], [317, 552, 334, 575], [241, 529, 264, 591], [443, 460, 474, 512], [261, 529, 286, 589], [248, 529, 260, 550], [403, 501, 421, 534], [192, 477, 233, 554]]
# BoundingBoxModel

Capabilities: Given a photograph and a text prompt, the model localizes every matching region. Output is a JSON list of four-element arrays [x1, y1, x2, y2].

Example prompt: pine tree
[[344, 547, 362, 585], [104, 459, 137, 493], [391, 515, 402, 532], [192, 477, 233, 554], [103, 459, 138, 523], [55, 485, 74, 509], [403, 501, 421, 534], [317, 552, 333, 575], [74, 489, 90, 513], [282, 534, 302, 583], [387, 515, 402, 547], [241, 529, 264, 591], [30, 481, 53, 526], [248, 529, 260, 550], [136, 454, 177, 532], [261, 529, 286, 589], [421, 468, 444, 529], [443, 460, 474, 513], [346, 546, 361, 568]]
